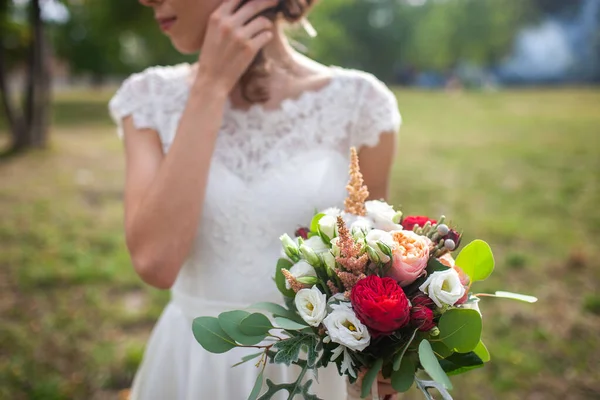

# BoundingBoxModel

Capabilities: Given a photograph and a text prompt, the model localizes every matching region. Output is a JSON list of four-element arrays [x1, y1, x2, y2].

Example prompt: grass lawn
[[0, 87, 599, 400]]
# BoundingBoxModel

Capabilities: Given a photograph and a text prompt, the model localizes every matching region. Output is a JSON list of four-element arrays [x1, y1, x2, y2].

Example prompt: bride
[[109, 0, 401, 398]]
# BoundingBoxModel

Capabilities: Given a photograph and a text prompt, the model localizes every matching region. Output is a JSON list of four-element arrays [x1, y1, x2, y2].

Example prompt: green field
[[1, 87, 599, 400]]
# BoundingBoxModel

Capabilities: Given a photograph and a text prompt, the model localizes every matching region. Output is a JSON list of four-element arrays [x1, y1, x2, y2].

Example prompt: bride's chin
[[170, 35, 203, 55]]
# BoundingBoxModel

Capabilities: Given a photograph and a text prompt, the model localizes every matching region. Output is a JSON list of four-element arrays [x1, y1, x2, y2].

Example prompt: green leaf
[[455, 239, 495, 282], [438, 309, 482, 353], [275, 259, 296, 298], [240, 313, 274, 336], [492, 291, 538, 303], [361, 358, 384, 399], [232, 351, 264, 368], [393, 329, 418, 371], [248, 370, 264, 400], [273, 336, 306, 366], [310, 213, 326, 233], [192, 317, 237, 354], [439, 352, 484, 376], [418, 340, 453, 390], [391, 356, 416, 393], [274, 317, 309, 331], [219, 311, 267, 346], [431, 341, 453, 359], [306, 336, 319, 368], [426, 258, 450, 274], [250, 302, 300, 322], [474, 341, 490, 362]]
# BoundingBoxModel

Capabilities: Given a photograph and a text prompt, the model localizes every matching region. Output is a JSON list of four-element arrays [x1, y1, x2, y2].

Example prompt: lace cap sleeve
[[108, 70, 157, 138], [351, 72, 402, 149]]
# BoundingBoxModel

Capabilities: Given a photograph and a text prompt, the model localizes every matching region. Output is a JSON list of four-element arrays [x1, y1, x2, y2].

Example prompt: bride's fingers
[[240, 16, 273, 38], [232, 0, 278, 26]]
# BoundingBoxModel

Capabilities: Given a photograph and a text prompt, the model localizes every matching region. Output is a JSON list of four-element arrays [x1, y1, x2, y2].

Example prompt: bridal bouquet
[[192, 148, 536, 400]]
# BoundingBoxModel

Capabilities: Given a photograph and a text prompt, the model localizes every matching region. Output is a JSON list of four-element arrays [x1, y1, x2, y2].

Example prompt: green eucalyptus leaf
[[275, 258, 295, 298], [274, 317, 309, 331], [219, 310, 266, 346], [455, 239, 495, 282], [431, 341, 454, 359], [391, 356, 416, 393], [249, 302, 303, 322], [248, 370, 264, 400], [232, 351, 264, 368], [439, 352, 484, 376], [361, 358, 384, 399], [418, 340, 453, 390], [393, 329, 418, 371], [474, 341, 490, 362], [492, 291, 538, 303], [240, 313, 274, 336], [192, 317, 237, 354], [438, 309, 482, 353]]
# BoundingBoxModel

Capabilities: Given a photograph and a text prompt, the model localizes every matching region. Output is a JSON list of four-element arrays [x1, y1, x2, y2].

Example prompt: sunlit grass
[[1, 87, 599, 399]]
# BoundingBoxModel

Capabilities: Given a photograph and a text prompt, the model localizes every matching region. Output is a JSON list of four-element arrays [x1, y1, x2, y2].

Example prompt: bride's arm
[[359, 132, 397, 201], [120, 0, 277, 289]]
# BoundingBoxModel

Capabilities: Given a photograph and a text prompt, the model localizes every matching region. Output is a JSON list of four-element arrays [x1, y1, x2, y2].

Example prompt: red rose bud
[[443, 229, 462, 249], [411, 306, 436, 332], [411, 293, 435, 309], [350, 276, 411, 336], [402, 216, 437, 231], [295, 227, 310, 240]]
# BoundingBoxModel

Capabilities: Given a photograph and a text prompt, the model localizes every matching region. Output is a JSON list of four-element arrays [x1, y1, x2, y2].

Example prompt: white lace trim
[[108, 63, 401, 181]]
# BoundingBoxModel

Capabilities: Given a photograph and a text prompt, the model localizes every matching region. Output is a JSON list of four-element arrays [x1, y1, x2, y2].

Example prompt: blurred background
[[0, 0, 599, 399]]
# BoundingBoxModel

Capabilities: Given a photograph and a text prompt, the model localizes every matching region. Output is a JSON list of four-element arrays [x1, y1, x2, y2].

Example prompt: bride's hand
[[347, 370, 399, 400], [196, 0, 278, 93]]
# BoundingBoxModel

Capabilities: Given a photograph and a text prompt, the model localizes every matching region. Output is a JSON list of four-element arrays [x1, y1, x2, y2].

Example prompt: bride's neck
[[261, 24, 300, 73]]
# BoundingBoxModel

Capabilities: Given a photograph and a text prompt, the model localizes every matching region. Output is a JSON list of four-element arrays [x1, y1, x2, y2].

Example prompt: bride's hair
[[238, 0, 314, 103]]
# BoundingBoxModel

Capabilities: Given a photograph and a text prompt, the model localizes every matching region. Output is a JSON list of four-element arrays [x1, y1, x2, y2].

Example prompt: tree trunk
[[0, 0, 50, 153]]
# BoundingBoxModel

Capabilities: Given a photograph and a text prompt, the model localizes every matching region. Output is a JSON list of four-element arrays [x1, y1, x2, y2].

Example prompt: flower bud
[[280, 234, 300, 261], [297, 276, 319, 285], [436, 224, 449, 236], [366, 246, 381, 264], [444, 239, 456, 251], [318, 215, 337, 240], [377, 241, 393, 259], [330, 237, 341, 257], [300, 244, 321, 267], [322, 251, 337, 273], [410, 306, 436, 332], [295, 227, 310, 240], [392, 211, 403, 224]]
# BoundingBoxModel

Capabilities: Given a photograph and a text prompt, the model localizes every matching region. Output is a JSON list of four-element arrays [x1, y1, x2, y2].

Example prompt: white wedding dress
[[109, 63, 401, 400]]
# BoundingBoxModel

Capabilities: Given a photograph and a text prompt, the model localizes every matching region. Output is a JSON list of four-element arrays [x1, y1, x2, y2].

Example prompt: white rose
[[323, 305, 371, 352], [350, 217, 374, 238], [318, 215, 338, 240], [321, 207, 342, 217], [365, 200, 403, 231], [286, 260, 317, 290], [419, 269, 466, 308], [295, 286, 327, 327], [303, 236, 329, 254], [330, 237, 341, 257], [365, 229, 396, 263]]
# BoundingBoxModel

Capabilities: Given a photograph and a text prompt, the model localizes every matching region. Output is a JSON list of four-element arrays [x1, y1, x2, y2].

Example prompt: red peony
[[402, 216, 437, 231], [350, 276, 411, 336], [410, 306, 436, 332], [294, 227, 310, 240]]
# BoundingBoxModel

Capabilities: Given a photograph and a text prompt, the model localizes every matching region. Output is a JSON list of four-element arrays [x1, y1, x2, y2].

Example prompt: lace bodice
[[109, 63, 401, 305]]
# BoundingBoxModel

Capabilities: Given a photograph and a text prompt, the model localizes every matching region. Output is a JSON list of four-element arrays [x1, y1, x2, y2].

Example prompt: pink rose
[[387, 230, 430, 287]]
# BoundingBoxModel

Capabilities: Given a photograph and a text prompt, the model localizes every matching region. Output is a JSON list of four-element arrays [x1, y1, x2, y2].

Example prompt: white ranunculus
[[419, 269, 466, 308], [350, 217, 374, 238], [318, 215, 338, 240], [295, 286, 327, 327], [286, 260, 317, 290], [303, 236, 329, 254], [365, 229, 396, 263], [330, 237, 341, 257], [365, 200, 403, 231], [323, 304, 370, 352]]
